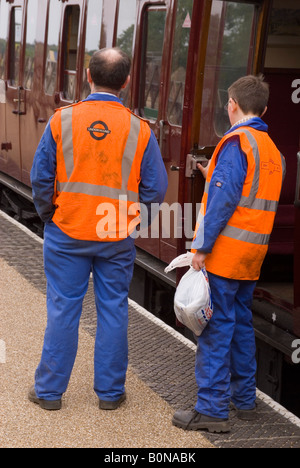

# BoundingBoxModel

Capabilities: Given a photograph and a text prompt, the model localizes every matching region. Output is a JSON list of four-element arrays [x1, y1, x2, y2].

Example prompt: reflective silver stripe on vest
[[238, 196, 278, 212], [121, 113, 141, 195], [61, 107, 75, 179], [204, 180, 210, 196], [204, 182, 278, 213], [280, 152, 286, 183], [56, 181, 139, 203], [240, 129, 260, 207], [221, 225, 270, 245], [57, 108, 141, 202]]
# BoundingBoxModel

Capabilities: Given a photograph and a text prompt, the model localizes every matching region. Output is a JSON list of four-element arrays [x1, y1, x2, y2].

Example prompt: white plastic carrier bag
[[165, 253, 213, 337], [164, 251, 194, 273]]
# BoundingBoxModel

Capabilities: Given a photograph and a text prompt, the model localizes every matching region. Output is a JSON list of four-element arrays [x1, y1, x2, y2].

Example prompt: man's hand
[[197, 161, 210, 179], [192, 251, 207, 271]]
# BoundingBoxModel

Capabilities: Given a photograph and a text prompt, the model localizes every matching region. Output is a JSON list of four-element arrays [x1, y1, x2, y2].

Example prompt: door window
[[24, 0, 38, 90], [264, 0, 300, 69], [62, 5, 80, 101], [167, 0, 193, 126], [0, 0, 9, 80], [199, 1, 258, 145], [116, 0, 137, 106], [139, 6, 166, 120], [9, 7, 23, 86], [116, 0, 136, 57], [44, 0, 61, 95], [81, 0, 103, 99]]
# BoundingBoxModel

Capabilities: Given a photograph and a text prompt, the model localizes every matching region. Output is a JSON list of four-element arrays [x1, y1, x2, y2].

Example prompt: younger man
[[172, 75, 285, 433]]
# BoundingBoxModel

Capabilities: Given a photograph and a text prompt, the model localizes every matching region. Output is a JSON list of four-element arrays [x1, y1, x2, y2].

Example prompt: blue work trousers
[[34, 222, 136, 402], [195, 272, 257, 419]]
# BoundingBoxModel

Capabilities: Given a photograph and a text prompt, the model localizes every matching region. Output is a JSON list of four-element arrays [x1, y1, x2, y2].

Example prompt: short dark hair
[[89, 48, 131, 91], [228, 75, 270, 116]]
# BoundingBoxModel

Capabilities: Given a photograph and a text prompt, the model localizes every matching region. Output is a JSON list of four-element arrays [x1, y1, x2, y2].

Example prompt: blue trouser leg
[[230, 280, 257, 410], [195, 273, 257, 419], [35, 224, 92, 400], [35, 222, 136, 402], [92, 239, 136, 401]]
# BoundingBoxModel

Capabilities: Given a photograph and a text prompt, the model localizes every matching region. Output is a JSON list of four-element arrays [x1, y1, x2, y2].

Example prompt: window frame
[[166, 0, 194, 127], [8, 5, 23, 87], [138, 4, 167, 121], [197, 0, 261, 146], [44, 0, 61, 96], [24, 0, 38, 90], [81, 0, 103, 100], [60, 3, 81, 102]]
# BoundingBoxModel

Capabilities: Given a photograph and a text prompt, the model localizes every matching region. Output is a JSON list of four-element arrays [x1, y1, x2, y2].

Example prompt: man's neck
[[231, 111, 258, 126], [91, 85, 119, 97]]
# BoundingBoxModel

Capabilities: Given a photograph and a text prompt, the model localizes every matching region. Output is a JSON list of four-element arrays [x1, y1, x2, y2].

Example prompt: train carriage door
[[133, 0, 194, 263], [260, 0, 300, 334], [132, 1, 168, 260], [262, 0, 300, 259], [182, 0, 261, 249], [19, 0, 39, 186], [4, 0, 24, 182], [0, 0, 10, 175], [295, 151, 300, 335], [164, 0, 194, 261]]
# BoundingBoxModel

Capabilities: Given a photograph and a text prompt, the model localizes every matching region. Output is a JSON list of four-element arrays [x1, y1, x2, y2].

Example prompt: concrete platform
[[0, 258, 213, 449], [1, 210, 300, 449]]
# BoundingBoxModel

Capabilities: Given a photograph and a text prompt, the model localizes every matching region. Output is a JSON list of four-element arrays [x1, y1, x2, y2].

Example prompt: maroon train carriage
[[0, 0, 299, 415]]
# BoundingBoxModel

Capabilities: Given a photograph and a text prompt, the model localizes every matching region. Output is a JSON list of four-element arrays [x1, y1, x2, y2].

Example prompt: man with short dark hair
[[89, 48, 131, 91], [172, 75, 285, 433], [29, 48, 167, 411]]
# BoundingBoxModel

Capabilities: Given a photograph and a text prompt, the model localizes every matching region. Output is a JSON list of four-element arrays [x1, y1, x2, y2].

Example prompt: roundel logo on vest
[[87, 121, 111, 141]]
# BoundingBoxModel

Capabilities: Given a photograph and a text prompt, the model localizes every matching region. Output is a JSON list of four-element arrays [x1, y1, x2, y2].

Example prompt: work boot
[[172, 409, 230, 433], [28, 385, 62, 411], [99, 393, 126, 410], [235, 406, 258, 421]]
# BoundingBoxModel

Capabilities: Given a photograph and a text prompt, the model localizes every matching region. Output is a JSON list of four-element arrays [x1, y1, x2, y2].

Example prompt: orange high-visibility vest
[[50, 100, 151, 241], [193, 126, 285, 281]]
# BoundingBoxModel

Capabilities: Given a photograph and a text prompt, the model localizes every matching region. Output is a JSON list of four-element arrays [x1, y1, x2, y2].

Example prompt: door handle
[[12, 87, 25, 115]]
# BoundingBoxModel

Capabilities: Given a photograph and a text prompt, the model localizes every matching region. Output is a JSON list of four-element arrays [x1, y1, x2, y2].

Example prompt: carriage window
[[0, 0, 9, 80], [265, 0, 300, 69], [9, 7, 23, 86], [116, 0, 136, 107], [167, 0, 193, 126], [199, 0, 257, 145], [24, 0, 38, 90], [81, 0, 103, 99], [62, 5, 80, 101], [117, 0, 136, 57], [45, 0, 61, 95], [139, 6, 166, 120]]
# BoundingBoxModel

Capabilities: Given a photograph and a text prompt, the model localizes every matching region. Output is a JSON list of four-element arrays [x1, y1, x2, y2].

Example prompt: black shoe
[[235, 406, 258, 421], [28, 385, 62, 411], [99, 393, 126, 410], [172, 409, 230, 433]]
